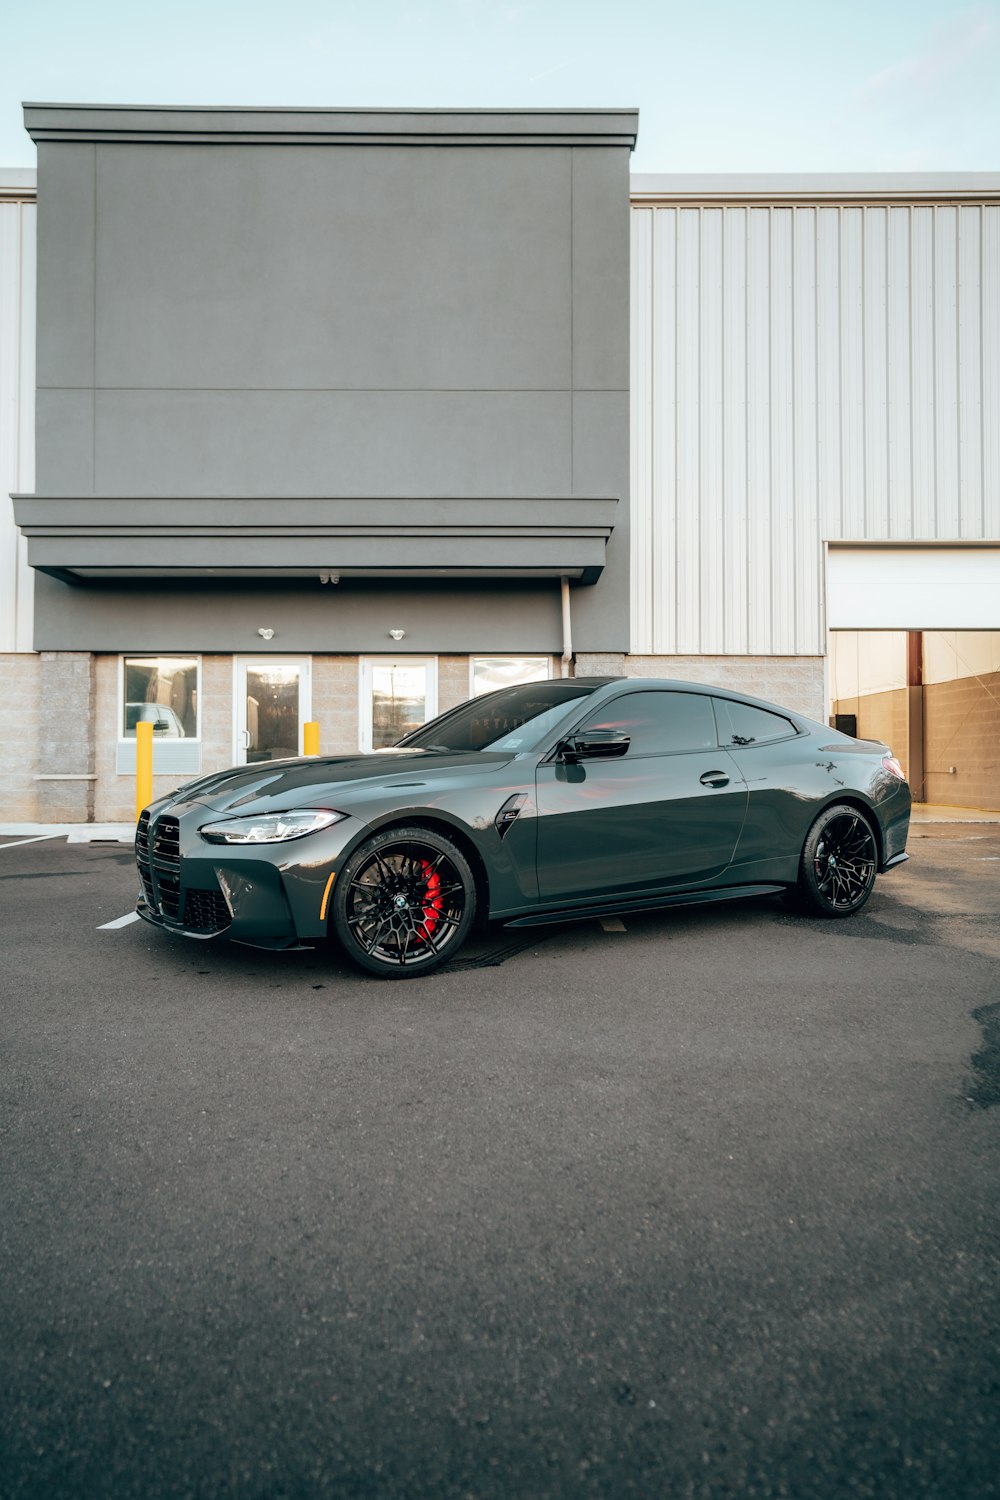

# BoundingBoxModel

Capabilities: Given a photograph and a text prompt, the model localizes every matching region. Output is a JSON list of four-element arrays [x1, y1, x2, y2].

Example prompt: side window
[[579, 691, 718, 756], [716, 699, 797, 747]]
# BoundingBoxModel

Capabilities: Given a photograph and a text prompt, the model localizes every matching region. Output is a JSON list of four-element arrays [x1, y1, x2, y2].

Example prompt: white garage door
[[827, 548, 1000, 630]]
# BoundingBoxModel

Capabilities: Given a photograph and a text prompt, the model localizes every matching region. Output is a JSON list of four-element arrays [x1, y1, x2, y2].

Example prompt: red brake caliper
[[417, 859, 443, 944]]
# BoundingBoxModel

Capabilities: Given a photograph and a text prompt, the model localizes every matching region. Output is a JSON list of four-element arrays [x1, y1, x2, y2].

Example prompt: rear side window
[[716, 699, 797, 747], [579, 691, 718, 756]]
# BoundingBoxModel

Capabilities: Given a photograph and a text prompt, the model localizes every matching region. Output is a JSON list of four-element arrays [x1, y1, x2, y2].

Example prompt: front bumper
[[135, 805, 366, 947]]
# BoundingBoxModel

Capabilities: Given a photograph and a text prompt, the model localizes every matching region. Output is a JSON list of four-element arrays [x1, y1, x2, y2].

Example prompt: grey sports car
[[135, 677, 911, 978]]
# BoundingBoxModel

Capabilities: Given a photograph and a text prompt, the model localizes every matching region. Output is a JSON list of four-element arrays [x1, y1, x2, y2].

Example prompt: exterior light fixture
[[319, 572, 341, 585], [257, 628, 275, 640], [388, 629, 405, 642]]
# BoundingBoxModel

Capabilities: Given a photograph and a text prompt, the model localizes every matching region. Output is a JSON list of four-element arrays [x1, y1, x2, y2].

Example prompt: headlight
[[200, 809, 346, 844]]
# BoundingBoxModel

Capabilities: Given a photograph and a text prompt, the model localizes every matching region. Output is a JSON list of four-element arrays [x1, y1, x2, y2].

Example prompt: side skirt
[[503, 883, 786, 930]]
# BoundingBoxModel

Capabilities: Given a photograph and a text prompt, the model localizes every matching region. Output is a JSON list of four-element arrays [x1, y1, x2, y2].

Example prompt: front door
[[534, 689, 748, 901], [234, 659, 312, 765]]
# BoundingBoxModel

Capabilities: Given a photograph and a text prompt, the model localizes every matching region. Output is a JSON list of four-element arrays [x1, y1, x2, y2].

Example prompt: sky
[[1, 0, 998, 173]]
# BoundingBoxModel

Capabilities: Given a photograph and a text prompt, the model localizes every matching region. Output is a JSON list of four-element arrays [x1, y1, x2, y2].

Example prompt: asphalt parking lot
[[2, 825, 999, 1499]]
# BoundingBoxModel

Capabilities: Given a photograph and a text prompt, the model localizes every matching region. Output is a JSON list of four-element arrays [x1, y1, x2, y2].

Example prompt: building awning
[[12, 496, 618, 586]]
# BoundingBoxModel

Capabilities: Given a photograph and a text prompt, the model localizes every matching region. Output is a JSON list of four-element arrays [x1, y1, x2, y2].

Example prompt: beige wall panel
[[832, 688, 910, 774], [923, 672, 1000, 810]]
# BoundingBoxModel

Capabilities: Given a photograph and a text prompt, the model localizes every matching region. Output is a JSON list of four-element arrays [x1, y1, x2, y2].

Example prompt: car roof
[[574, 677, 814, 728]]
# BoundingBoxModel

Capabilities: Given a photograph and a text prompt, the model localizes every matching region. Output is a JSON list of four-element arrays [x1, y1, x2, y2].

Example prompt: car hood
[[167, 749, 519, 816]]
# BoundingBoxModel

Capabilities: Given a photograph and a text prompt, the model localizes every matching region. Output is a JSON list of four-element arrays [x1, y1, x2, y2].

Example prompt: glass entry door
[[360, 658, 437, 752], [234, 659, 312, 765]]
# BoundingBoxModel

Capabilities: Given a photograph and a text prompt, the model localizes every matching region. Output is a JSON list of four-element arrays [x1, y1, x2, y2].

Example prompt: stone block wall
[[37, 651, 97, 820], [0, 654, 42, 821], [311, 656, 360, 756], [438, 656, 473, 714], [576, 654, 826, 722]]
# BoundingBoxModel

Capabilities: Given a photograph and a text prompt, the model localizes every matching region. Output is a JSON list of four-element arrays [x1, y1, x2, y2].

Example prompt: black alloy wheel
[[791, 803, 878, 917], [332, 825, 476, 977]]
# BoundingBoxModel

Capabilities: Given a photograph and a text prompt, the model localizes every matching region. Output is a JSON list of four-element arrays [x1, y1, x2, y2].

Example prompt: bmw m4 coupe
[[135, 677, 911, 978]]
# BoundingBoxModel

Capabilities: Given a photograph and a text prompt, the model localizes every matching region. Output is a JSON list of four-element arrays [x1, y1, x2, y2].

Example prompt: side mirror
[[560, 728, 631, 762]]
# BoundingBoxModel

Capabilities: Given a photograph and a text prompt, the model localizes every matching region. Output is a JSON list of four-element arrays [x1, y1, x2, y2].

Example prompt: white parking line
[[97, 911, 141, 930], [0, 834, 63, 851]]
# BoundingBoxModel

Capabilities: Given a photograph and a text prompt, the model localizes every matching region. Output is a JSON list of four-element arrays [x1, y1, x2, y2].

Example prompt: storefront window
[[361, 658, 437, 751], [471, 657, 551, 697], [121, 657, 199, 739]]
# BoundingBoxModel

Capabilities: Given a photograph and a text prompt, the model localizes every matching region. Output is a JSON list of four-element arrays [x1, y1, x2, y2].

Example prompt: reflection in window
[[402, 682, 593, 753], [122, 657, 198, 739], [372, 663, 430, 749], [472, 657, 550, 697], [246, 666, 300, 762], [580, 691, 717, 756], [721, 700, 796, 746]]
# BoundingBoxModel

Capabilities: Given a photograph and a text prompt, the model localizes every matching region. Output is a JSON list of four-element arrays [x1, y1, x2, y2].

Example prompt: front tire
[[789, 804, 878, 918], [331, 825, 476, 978]]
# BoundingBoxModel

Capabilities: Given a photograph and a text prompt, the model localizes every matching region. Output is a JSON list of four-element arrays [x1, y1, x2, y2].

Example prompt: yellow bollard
[[135, 720, 154, 823], [303, 721, 320, 757]]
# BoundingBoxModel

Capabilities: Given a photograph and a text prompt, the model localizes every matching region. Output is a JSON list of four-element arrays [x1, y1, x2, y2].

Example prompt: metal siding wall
[[986, 209, 1000, 534], [792, 210, 819, 652], [629, 208, 654, 651], [746, 209, 771, 653], [886, 208, 912, 539], [676, 209, 700, 652], [700, 209, 724, 652], [0, 200, 35, 652], [958, 206, 983, 536], [631, 199, 1000, 656], [722, 208, 747, 652]]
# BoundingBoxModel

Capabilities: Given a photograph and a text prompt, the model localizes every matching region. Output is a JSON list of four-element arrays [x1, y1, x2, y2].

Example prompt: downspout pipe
[[560, 575, 572, 678]]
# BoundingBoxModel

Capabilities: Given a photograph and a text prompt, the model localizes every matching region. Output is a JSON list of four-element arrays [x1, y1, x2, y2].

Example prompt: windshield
[[398, 682, 596, 754]]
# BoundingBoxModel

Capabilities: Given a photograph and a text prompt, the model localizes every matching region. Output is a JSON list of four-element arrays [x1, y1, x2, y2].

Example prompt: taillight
[[882, 755, 907, 782]]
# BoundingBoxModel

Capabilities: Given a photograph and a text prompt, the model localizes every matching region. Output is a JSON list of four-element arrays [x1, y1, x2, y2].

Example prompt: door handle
[[700, 770, 730, 788], [240, 729, 251, 750]]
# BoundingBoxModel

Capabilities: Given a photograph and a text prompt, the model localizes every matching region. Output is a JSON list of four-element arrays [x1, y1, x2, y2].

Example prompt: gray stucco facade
[[16, 105, 636, 655]]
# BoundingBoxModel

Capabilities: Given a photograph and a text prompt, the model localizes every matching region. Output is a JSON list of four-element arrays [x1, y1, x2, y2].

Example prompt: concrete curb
[[0, 823, 135, 843]]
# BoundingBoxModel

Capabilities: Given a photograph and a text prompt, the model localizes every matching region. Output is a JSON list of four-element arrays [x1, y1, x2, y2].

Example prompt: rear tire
[[331, 825, 476, 978], [789, 804, 878, 918]]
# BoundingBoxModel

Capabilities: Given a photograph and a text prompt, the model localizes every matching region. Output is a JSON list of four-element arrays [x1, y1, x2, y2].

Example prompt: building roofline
[[631, 171, 1000, 205], [23, 103, 639, 150]]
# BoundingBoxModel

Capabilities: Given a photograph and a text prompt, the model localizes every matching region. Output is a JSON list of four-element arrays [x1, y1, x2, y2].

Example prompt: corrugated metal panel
[[986, 208, 1000, 534], [629, 208, 653, 651], [631, 199, 1000, 655], [746, 208, 771, 654], [722, 207, 747, 652], [0, 199, 35, 652]]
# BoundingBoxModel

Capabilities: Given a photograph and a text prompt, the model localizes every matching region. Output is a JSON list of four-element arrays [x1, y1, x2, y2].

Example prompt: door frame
[[232, 656, 313, 765], [358, 656, 438, 753]]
